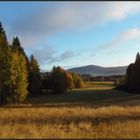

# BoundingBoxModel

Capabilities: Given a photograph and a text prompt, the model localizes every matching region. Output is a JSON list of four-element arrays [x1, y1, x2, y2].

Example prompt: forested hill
[[68, 65, 128, 76]]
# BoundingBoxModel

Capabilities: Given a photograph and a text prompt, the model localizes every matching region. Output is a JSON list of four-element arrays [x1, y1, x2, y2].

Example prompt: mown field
[[0, 82, 140, 138]]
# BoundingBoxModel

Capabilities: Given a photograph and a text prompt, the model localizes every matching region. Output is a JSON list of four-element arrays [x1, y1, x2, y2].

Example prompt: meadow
[[0, 82, 140, 138]]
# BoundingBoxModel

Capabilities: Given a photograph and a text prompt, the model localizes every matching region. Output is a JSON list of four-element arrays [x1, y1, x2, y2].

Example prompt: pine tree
[[0, 22, 8, 47], [126, 52, 140, 92], [12, 36, 29, 71], [12, 37, 23, 52], [134, 52, 140, 89], [29, 54, 41, 95], [0, 22, 11, 104], [135, 52, 140, 64]]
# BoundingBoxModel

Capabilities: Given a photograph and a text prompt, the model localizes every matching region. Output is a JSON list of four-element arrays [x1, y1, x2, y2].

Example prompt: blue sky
[[0, 2, 140, 71]]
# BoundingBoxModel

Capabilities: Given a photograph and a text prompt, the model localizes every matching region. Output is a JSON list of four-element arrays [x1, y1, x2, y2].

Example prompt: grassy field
[[0, 82, 140, 138]]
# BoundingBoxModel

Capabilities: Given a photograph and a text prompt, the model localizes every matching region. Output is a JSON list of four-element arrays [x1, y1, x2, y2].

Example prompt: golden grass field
[[0, 82, 140, 138]]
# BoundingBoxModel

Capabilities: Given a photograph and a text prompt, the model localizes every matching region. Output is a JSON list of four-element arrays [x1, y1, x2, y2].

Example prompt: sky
[[0, 1, 140, 71]]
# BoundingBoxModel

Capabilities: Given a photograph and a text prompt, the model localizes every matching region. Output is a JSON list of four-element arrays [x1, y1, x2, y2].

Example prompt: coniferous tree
[[12, 36, 29, 72], [0, 22, 8, 47], [126, 52, 140, 92], [29, 54, 41, 95], [0, 22, 11, 104], [12, 37, 24, 53], [0, 22, 29, 104], [134, 52, 140, 88]]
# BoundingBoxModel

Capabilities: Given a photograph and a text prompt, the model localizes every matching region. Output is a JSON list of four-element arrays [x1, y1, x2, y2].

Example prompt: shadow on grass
[[1, 89, 140, 109]]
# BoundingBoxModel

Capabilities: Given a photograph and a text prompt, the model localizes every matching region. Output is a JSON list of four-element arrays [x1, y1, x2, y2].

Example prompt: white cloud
[[32, 46, 57, 65], [105, 2, 140, 21], [100, 28, 140, 48], [32, 47, 75, 66], [47, 50, 75, 64], [122, 28, 140, 40]]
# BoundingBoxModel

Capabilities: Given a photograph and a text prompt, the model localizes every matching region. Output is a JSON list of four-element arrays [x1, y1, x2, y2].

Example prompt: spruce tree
[[12, 36, 29, 71], [0, 22, 8, 47], [126, 52, 140, 92], [29, 54, 41, 95], [0, 22, 11, 104]]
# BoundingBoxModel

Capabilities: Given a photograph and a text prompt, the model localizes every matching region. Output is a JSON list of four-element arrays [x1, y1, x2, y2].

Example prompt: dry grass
[[0, 82, 140, 138], [0, 106, 140, 138]]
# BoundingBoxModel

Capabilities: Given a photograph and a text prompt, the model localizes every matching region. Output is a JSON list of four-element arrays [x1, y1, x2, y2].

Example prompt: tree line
[[0, 22, 83, 104], [81, 74, 126, 82], [41, 66, 83, 93]]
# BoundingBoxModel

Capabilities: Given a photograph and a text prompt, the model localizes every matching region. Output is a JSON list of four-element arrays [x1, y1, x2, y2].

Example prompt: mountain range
[[67, 65, 128, 76]]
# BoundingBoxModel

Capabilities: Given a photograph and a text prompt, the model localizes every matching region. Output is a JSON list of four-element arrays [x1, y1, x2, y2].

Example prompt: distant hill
[[67, 65, 128, 76]]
